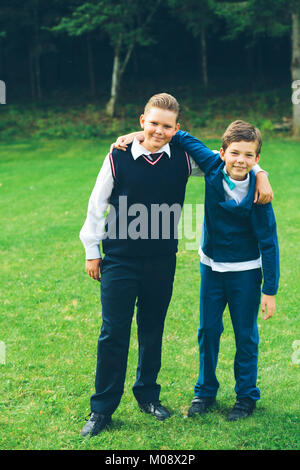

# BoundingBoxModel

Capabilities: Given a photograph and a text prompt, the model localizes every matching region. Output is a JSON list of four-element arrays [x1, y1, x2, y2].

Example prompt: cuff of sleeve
[[262, 286, 278, 296], [85, 245, 101, 260]]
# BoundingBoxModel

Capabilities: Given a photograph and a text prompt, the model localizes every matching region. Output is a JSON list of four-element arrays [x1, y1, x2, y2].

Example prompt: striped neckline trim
[[142, 152, 164, 166]]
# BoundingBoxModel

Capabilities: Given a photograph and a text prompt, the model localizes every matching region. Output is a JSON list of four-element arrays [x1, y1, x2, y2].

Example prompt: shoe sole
[[139, 408, 170, 421], [226, 410, 255, 422], [187, 400, 217, 417], [81, 418, 112, 437]]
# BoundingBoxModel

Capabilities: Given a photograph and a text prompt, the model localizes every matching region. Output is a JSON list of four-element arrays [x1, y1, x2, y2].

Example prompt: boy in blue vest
[[80, 94, 273, 436], [173, 121, 280, 421], [115, 119, 278, 422]]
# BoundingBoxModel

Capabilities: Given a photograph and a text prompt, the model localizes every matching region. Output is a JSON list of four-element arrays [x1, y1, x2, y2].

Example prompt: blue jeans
[[195, 263, 262, 401], [90, 254, 176, 415]]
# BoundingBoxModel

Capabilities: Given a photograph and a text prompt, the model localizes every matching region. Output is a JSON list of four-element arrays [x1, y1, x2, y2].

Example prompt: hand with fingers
[[254, 172, 273, 205], [86, 258, 102, 282], [261, 294, 276, 320], [109, 131, 145, 154]]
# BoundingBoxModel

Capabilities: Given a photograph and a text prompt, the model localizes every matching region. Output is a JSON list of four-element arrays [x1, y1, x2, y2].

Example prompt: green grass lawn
[[0, 136, 299, 450]]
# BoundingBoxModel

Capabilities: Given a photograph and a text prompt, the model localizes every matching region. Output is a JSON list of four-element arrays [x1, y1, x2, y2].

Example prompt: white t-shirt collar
[[224, 166, 250, 186], [131, 137, 171, 160]]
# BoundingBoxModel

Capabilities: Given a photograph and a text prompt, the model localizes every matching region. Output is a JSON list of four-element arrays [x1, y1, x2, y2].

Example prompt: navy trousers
[[195, 263, 262, 401], [90, 254, 176, 415]]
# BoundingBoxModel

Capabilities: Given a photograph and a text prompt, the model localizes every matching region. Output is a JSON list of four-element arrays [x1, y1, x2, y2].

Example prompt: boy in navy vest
[[115, 119, 278, 422], [79, 93, 197, 437], [172, 121, 280, 421]]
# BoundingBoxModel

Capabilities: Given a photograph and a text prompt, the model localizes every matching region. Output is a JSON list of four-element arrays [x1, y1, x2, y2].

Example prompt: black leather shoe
[[138, 401, 171, 421], [80, 412, 111, 437], [226, 398, 256, 422], [188, 396, 216, 417]]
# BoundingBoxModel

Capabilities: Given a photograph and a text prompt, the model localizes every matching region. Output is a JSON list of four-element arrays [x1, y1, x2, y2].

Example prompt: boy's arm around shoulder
[[251, 202, 280, 297], [172, 130, 221, 175]]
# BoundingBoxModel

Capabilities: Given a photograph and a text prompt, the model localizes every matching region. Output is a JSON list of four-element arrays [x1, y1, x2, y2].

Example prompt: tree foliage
[[52, 0, 160, 48], [51, 0, 162, 114], [214, 0, 293, 41], [168, 0, 217, 35]]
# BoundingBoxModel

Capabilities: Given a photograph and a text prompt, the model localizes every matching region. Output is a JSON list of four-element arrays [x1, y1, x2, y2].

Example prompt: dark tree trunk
[[87, 32, 96, 97], [200, 26, 208, 90], [29, 46, 36, 99]]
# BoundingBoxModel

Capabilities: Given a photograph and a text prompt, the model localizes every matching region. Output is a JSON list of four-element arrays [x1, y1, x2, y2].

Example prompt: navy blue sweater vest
[[102, 143, 191, 257]]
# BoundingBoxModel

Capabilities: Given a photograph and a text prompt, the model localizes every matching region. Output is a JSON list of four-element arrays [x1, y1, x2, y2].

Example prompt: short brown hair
[[222, 120, 262, 155], [144, 93, 180, 120]]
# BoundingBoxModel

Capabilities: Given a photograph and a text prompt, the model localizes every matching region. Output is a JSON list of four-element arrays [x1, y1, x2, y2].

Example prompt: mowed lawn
[[0, 136, 299, 450]]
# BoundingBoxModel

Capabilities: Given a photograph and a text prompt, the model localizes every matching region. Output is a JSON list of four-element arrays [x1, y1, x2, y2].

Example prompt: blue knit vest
[[202, 163, 260, 262], [102, 143, 191, 257]]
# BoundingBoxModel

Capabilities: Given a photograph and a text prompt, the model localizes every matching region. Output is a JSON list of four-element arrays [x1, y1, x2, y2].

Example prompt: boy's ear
[[219, 147, 225, 161], [174, 122, 180, 133], [255, 153, 260, 163], [140, 114, 145, 129]]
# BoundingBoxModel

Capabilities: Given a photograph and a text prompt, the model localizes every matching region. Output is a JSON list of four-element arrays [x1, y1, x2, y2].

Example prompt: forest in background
[[1, 0, 300, 138]]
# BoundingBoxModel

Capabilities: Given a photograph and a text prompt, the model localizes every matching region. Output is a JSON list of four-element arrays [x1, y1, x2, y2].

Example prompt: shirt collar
[[131, 137, 171, 160], [223, 166, 250, 186]]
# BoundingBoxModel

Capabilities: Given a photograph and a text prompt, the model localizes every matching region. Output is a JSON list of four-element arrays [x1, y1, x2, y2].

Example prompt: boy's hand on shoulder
[[110, 131, 144, 153], [86, 258, 102, 282], [254, 172, 274, 205], [261, 294, 276, 320]]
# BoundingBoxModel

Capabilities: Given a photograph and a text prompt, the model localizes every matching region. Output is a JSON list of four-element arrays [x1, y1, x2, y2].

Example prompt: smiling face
[[220, 140, 260, 181], [139, 106, 180, 153]]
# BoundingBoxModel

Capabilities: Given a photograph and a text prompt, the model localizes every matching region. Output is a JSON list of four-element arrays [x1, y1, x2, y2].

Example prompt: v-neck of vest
[[141, 152, 165, 166]]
